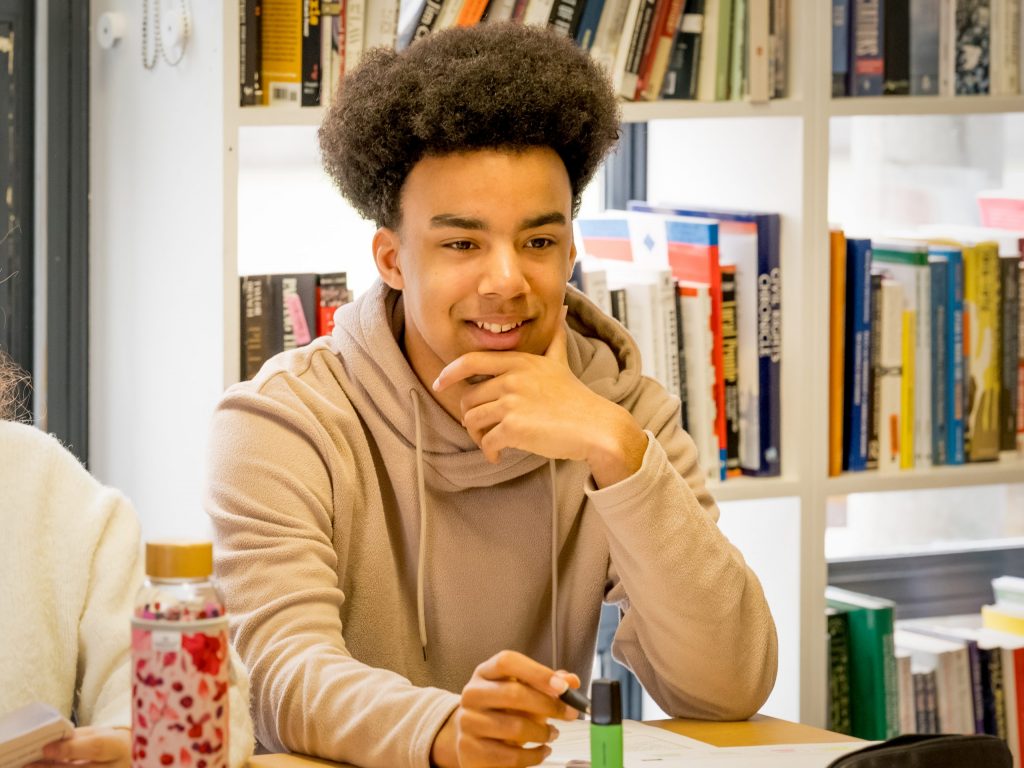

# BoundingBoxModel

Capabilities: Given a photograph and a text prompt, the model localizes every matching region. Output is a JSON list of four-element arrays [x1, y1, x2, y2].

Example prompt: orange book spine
[[829, 229, 847, 476], [456, 0, 490, 26]]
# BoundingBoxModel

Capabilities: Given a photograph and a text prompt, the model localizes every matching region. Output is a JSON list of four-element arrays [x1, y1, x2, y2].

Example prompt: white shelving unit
[[211, 1, 1024, 728]]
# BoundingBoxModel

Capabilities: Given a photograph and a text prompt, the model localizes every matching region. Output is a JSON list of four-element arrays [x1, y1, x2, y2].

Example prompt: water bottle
[[131, 541, 230, 768]]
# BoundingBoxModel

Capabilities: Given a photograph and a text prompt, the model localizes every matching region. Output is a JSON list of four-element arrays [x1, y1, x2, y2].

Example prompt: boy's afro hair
[[318, 22, 621, 228]]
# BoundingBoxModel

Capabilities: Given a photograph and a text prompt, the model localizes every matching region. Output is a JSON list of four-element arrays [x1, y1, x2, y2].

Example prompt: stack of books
[[574, 203, 782, 481]]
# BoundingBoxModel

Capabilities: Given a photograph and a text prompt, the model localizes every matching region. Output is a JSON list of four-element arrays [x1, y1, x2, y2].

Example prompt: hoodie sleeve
[[583, 382, 778, 720], [205, 379, 460, 768]]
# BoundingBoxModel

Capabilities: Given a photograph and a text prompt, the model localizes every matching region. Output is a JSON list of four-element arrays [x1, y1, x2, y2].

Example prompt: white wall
[[90, 1, 225, 539]]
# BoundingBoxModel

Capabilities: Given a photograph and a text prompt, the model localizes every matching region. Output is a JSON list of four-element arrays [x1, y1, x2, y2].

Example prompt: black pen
[[559, 686, 591, 715]]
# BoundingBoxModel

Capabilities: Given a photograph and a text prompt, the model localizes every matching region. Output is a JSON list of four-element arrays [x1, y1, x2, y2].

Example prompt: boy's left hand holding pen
[[430, 650, 586, 768]]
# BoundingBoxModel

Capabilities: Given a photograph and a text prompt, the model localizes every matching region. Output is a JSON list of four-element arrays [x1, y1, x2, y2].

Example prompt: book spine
[[674, 282, 690, 432], [302, 0, 322, 107], [609, 0, 646, 96], [965, 244, 1002, 461], [844, 239, 873, 471], [900, 309, 915, 469], [714, 0, 734, 100], [274, 274, 318, 351], [988, 647, 1006, 739], [317, 272, 352, 337], [967, 642, 986, 735], [747, 0, 770, 101], [949, 250, 966, 463], [878, 279, 904, 472], [575, 0, 608, 48], [240, 275, 275, 379], [955, 0, 991, 94], [548, 0, 583, 35], [262, 0, 304, 106], [938, 0, 957, 95], [851, 0, 884, 96], [241, 0, 264, 106], [344, 0, 366, 74], [633, 0, 674, 99], [659, 272, 683, 408], [909, 0, 940, 94], [1019, 262, 1024, 453], [833, 0, 851, 96], [610, 288, 629, 327], [768, 0, 786, 96], [663, 1, 705, 99], [1001, 255, 1020, 451], [883, 0, 910, 93], [867, 273, 883, 470], [524, 0, 559, 26], [621, 0, 660, 99], [990, 0, 1019, 94], [913, 672, 926, 734], [930, 259, 949, 464], [829, 230, 847, 476], [411, 0, 445, 46], [915, 265, 933, 467], [590, 0, 631, 71], [696, 0, 720, 100], [728, 0, 747, 100], [721, 266, 741, 475], [827, 611, 853, 735], [756, 217, 782, 476], [640, 0, 687, 100]]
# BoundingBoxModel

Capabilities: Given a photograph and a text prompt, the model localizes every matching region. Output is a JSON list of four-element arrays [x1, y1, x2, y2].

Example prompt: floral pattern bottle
[[132, 541, 230, 768]]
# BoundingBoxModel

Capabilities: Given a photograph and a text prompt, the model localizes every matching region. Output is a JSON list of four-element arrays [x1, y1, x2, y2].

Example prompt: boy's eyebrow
[[429, 211, 567, 230]]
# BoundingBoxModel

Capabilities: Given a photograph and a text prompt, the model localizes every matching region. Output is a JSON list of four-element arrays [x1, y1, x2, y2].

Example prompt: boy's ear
[[568, 240, 577, 278], [373, 228, 404, 290]]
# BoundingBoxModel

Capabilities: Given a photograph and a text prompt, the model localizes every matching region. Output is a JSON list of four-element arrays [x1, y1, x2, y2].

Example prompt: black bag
[[827, 734, 1012, 767]]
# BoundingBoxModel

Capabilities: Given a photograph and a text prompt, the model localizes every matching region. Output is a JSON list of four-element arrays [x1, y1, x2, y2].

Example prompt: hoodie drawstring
[[549, 458, 558, 670], [411, 390, 429, 662], [409, 390, 561, 671]]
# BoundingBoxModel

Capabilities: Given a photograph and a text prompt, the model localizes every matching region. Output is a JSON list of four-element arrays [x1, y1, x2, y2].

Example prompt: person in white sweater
[[0, 352, 254, 768]]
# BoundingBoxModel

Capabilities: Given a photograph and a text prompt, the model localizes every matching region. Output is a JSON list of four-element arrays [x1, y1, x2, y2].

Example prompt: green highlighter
[[589, 679, 623, 768]]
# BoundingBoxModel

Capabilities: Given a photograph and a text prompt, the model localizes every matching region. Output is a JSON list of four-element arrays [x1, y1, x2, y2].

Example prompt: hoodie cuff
[[410, 689, 461, 768], [582, 430, 670, 510]]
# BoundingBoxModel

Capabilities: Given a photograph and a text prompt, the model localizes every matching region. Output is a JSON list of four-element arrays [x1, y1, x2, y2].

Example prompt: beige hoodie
[[206, 280, 777, 768]]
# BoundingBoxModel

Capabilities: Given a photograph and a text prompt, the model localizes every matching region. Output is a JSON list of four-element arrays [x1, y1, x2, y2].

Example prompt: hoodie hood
[[330, 278, 644, 491]]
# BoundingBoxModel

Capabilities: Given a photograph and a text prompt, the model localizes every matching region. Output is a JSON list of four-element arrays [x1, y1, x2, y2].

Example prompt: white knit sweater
[[0, 422, 254, 767]]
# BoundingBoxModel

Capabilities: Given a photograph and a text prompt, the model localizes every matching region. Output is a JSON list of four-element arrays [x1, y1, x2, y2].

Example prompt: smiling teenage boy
[[206, 22, 777, 768]]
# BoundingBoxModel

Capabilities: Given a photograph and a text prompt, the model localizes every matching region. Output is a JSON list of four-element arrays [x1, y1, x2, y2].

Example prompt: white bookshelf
[[156, 0, 1024, 730]]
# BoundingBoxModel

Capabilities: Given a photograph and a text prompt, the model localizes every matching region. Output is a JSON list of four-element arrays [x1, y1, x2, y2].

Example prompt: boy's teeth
[[476, 320, 522, 334]]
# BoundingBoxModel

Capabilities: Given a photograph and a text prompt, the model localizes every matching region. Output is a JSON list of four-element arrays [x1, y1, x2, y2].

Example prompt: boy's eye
[[445, 240, 475, 251], [525, 236, 555, 249]]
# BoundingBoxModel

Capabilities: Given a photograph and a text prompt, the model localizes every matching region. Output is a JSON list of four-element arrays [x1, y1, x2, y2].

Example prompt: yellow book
[[262, 0, 303, 106], [900, 310, 915, 469], [829, 229, 847, 477], [981, 604, 1024, 635], [963, 241, 1002, 462]]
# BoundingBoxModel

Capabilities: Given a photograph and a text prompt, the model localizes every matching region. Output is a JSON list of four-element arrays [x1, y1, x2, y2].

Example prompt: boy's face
[[374, 147, 576, 394]]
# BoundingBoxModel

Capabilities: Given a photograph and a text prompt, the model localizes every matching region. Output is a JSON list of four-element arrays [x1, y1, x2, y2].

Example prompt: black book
[[549, 0, 588, 38], [273, 274, 319, 353], [662, 0, 703, 99], [240, 275, 274, 380], [301, 0, 322, 107], [1000, 255, 1021, 450], [610, 288, 629, 328], [883, 0, 910, 94], [240, 0, 263, 106]]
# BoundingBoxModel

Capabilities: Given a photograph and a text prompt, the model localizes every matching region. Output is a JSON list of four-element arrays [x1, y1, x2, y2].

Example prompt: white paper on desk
[[542, 719, 715, 766], [542, 720, 868, 768]]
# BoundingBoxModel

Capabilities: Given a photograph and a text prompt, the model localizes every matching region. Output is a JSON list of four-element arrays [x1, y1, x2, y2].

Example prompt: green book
[[825, 586, 899, 741], [715, 0, 734, 100], [826, 606, 852, 735]]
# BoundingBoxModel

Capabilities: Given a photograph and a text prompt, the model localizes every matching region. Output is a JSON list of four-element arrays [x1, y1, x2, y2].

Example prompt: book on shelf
[[833, 0, 1023, 98], [575, 207, 785, 482], [829, 228, 848, 476], [825, 586, 899, 741], [830, 222, 1024, 476], [875, 277, 905, 472], [896, 610, 1024, 762], [894, 627, 976, 734], [843, 237, 873, 472], [240, 0, 788, 106], [239, 272, 352, 380], [628, 201, 782, 477], [827, 605, 854, 735]]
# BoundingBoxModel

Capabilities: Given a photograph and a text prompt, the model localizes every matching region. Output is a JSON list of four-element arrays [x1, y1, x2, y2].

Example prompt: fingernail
[[431, 378, 440, 391], [548, 725, 560, 741], [543, 746, 553, 758], [549, 674, 569, 693]]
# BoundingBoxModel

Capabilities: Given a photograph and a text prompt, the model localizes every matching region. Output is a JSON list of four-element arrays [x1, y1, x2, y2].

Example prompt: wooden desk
[[249, 716, 859, 768]]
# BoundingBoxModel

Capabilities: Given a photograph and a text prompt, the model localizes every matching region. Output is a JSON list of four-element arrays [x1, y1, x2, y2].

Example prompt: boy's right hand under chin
[[431, 650, 583, 768]]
